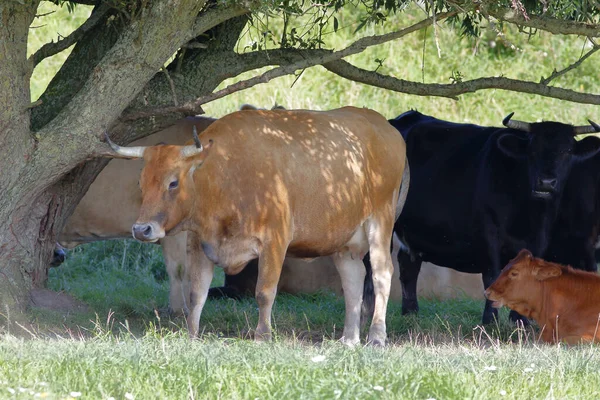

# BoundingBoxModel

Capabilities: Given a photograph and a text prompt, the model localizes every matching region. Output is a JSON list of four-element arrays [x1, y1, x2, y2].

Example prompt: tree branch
[[29, 3, 110, 67], [323, 59, 600, 105], [191, 3, 249, 38], [540, 42, 600, 85], [30, 0, 208, 186], [122, 9, 457, 119], [482, 5, 600, 37]]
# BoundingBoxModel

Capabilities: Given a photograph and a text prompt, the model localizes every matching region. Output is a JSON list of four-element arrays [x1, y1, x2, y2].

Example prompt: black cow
[[544, 134, 600, 271], [383, 110, 600, 324]]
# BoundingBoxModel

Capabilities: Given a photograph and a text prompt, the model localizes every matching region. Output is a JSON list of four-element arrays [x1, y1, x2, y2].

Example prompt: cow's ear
[[497, 133, 528, 159], [533, 265, 562, 281], [188, 139, 213, 175], [574, 136, 600, 161]]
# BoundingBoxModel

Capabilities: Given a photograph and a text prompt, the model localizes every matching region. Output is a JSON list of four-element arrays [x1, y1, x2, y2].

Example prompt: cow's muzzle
[[484, 289, 503, 308], [532, 177, 557, 199], [132, 222, 164, 242], [51, 245, 67, 267]]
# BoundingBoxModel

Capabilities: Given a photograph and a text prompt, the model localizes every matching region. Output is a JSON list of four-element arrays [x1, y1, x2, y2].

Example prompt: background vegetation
[[2, 2, 599, 399]]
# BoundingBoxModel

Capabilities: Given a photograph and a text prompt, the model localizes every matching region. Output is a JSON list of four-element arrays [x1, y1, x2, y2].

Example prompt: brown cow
[[60, 117, 215, 314], [106, 106, 408, 346], [485, 249, 600, 344]]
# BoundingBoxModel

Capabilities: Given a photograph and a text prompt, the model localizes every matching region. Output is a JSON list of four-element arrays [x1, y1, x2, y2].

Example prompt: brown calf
[[485, 249, 600, 344]]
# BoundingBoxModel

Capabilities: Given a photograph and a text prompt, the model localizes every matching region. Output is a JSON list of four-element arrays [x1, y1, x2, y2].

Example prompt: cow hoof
[[367, 337, 386, 347], [367, 330, 387, 347], [254, 330, 272, 343], [339, 336, 359, 347]]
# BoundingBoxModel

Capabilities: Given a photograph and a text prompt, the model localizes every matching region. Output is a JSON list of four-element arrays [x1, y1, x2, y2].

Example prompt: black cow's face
[[499, 121, 600, 200], [527, 123, 575, 199]]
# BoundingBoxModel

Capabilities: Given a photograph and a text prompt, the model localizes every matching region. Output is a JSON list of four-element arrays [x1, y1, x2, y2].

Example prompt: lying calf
[[485, 249, 600, 344]]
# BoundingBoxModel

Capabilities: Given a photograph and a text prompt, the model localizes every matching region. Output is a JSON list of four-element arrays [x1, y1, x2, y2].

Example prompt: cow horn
[[104, 132, 146, 159], [502, 112, 531, 132], [573, 120, 600, 135], [192, 126, 203, 150]]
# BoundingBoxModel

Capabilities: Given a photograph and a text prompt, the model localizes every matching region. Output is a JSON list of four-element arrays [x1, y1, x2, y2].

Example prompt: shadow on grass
[[12, 240, 545, 348]]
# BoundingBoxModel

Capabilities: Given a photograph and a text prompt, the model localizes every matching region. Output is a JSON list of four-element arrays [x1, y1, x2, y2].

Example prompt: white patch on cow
[[395, 232, 411, 254]]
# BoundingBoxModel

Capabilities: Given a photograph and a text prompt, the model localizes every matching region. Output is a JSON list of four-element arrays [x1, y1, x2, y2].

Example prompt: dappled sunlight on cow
[[486, 249, 600, 344], [106, 107, 408, 346], [59, 116, 216, 315]]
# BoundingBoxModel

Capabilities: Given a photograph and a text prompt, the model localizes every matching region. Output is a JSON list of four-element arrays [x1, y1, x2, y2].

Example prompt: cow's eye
[[509, 271, 519, 278], [168, 180, 179, 190]]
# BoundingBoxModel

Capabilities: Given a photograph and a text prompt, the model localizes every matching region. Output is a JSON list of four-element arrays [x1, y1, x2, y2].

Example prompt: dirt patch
[[29, 288, 89, 313]]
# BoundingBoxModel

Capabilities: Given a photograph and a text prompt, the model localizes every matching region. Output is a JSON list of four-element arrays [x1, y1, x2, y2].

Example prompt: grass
[[4, 333, 600, 400], [11, 2, 600, 399], [1, 240, 599, 399]]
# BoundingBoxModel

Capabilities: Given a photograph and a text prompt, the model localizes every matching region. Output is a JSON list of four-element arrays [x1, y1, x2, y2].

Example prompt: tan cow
[[60, 116, 215, 314], [106, 106, 408, 346], [485, 249, 600, 344], [61, 112, 481, 318]]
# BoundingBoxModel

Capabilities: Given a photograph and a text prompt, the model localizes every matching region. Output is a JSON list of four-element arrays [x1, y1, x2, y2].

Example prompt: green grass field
[[5, 2, 600, 399]]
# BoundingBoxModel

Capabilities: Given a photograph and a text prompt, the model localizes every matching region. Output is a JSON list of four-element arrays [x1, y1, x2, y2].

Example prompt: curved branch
[[324, 59, 600, 105], [29, 3, 110, 67], [191, 3, 249, 38], [483, 6, 600, 37], [541, 43, 600, 85]]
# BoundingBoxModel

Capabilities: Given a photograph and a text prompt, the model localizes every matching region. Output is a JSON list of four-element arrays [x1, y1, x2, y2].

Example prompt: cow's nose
[[51, 246, 66, 267], [538, 177, 557, 191], [483, 289, 490, 299], [132, 223, 154, 241]]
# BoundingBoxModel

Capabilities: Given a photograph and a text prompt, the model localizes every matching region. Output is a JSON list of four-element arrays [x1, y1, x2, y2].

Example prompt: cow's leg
[[208, 259, 258, 300], [254, 241, 287, 342], [481, 271, 499, 324], [332, 251, 366, 346], [398, 251, 422, 315], [186, 232, 215, 338], [160, 233, 189, 316], [584, 240, 598, 272], [365, 213, 395, 346]]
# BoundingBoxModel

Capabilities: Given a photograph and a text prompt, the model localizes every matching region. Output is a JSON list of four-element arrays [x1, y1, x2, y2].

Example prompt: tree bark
[[0, 0, 215, 323], [0, 1, 42, 319]]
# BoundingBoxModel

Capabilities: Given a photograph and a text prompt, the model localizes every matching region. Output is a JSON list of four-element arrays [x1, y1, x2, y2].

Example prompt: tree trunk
[[0, 0, 210, 325], [0, 2, 250, 326], [0, 1, 43, 323]]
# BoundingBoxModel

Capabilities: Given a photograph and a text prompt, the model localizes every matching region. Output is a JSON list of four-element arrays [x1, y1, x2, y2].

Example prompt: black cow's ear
[[574, 136, 600, 161], [497, 133, 528, 159]]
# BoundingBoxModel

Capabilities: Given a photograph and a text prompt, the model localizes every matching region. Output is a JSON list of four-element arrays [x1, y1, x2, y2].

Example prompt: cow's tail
[[362, 158, 409, 326], [395, 159, 410, 220], [361, 253, 375, 328]]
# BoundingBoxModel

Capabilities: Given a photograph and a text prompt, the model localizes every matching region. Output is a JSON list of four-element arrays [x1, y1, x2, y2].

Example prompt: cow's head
[[485, 249, 562, 311], [105, 127, 213, 242], [497, 113, 600, 200]]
